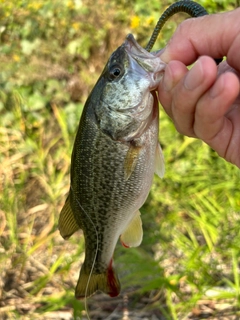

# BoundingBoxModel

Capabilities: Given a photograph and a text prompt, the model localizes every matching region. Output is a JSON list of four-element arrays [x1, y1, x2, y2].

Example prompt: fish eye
[[109, 65, 122, 80]]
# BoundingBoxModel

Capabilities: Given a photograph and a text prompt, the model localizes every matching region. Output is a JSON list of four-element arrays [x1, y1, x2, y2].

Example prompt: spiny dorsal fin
[[120, 210, 143, 248], [58, 195, 80, 239], [124, 144, 142, 181], [154, 142, 165, 178]]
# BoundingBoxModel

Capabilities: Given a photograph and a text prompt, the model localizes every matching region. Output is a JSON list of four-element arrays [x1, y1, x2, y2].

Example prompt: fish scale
[[58, 34, 166, 299]]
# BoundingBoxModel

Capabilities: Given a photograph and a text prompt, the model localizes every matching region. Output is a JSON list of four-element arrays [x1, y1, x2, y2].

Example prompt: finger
[[158, 60, 188, 118], [194, 72, 240, 157], [217, 60, 240, 80], [224, 106, 240, 168], [169, 56, 217, 137]]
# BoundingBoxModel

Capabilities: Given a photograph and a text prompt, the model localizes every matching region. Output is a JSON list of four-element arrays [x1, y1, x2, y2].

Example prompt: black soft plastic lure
[[146, 0, 222, 64]]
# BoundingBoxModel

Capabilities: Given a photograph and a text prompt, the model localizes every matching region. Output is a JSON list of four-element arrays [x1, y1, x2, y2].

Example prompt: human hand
[[158, 8, 240, 168]]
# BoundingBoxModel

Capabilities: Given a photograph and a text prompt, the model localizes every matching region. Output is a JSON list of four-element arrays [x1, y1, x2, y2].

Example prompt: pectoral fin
[[120, 210, 143, 248], [124, 144, 142, 181], [58, 195, 80, 239], [154, 142, 165, 178]]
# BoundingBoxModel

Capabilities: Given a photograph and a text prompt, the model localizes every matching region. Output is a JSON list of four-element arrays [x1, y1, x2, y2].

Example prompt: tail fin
[[75, 260, 121, 299]]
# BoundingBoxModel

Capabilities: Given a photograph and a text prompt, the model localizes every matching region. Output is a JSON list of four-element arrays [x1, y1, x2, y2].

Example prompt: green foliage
[[0, 0, 238, 319]]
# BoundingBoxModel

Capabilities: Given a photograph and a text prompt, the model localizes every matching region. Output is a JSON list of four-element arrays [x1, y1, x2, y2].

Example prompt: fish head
[[94, 34, 166, 142]]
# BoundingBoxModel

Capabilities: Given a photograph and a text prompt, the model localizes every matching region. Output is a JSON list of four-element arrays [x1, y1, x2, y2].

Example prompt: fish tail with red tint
[[107, 259, 121, 297], [75, 260, 121, 299]]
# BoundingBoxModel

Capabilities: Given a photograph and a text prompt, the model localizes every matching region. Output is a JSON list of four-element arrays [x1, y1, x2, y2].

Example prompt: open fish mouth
[[124, 34, 166, 89]]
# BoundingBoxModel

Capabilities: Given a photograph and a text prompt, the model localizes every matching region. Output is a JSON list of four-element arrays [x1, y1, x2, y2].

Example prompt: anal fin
[[120, 210, 143, 248], [58, 195, 80, 239]]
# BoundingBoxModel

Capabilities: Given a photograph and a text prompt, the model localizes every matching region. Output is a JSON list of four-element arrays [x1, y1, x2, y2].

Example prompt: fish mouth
[[124, 34, 166, 89]]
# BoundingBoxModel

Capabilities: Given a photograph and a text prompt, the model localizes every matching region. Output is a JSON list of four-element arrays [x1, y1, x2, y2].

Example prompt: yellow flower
[[72, 22, 79, 31], [13, 54, 20, 62], [67, 0, 75, 9], [169, 278, 177, 285], [130, 16, 140, 29], [28, 3, 43, 10], [146, 16, 155, 25]]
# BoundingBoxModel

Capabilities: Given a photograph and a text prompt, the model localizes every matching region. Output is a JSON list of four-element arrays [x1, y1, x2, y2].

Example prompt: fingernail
[[209, 75, 224, 98], [163, 64, 173, 92], [184, 59, 204, 90]]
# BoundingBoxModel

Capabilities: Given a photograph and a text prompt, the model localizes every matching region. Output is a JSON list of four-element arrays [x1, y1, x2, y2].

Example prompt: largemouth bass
[[59, 34, 165, 299]]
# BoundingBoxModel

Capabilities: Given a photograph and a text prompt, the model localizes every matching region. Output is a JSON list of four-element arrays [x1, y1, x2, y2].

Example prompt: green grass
[[0, 0, 239, 319]]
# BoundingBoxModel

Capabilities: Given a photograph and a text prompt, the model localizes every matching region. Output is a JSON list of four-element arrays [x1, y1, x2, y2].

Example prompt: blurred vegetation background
[[0, 0, 239, 319]]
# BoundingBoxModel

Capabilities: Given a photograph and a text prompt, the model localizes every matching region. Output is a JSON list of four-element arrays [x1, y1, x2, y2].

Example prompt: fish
[[58, 33, 166, 299]]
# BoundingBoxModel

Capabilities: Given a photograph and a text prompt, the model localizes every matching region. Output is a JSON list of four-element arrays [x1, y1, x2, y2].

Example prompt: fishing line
[[70, 185, 99, 320]]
